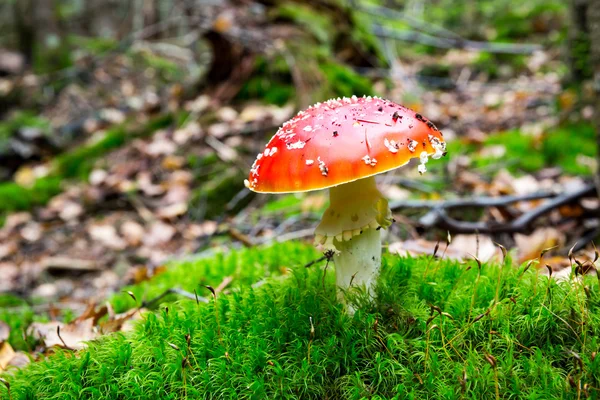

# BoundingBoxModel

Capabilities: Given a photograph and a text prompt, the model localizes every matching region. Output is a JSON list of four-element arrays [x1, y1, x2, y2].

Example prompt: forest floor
[[1, 12, 599, 396]]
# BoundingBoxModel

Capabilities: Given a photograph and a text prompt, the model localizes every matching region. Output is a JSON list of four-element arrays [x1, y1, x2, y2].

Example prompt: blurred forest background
[[1, 0, 600, 370]]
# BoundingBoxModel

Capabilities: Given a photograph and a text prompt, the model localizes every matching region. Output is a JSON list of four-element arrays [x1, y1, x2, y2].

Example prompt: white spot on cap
[[306, 159, 314, 165], [244, 179, 250, 188], [407, 139, 418, 153], [384, 138, 399, 153], [303, 125, 313, 132], [418, 164, 427, 174], [428, 134, 447, 159], [269, 147, 278, 156], [362, 155, 377, 167], [318, 157, 328, 176], [286, 140, 306, 150]]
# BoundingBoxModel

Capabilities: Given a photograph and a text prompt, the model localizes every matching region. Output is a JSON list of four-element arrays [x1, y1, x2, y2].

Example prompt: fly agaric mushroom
[[245, 96, 446, 306]]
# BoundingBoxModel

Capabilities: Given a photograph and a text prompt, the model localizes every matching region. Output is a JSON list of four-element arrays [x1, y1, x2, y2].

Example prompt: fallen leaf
[[0, 241, 16, 260], [100, 308, 146, 334], [14, 166, 37, 187], [0, 342, 16, 371], [515, 227, 565, 263], [89, 169, 108, 186], [157, 203, 188, 219], [59, 201, 84, 221], [120, 220, 145, 246], [75, 303, 108, 325], [6, 352, 29, 369], [161, 155, 185, 170], [143, 221, 176, 247], [19, 222, 42, 242], [89, 224, 127, 250], [0, 322, 9, 342], [29, 318, 97, 350]]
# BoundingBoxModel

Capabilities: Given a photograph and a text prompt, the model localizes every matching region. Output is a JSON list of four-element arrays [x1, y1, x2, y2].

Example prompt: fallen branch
[[391, 184, 596, 234], [372, 24, 542, 54]]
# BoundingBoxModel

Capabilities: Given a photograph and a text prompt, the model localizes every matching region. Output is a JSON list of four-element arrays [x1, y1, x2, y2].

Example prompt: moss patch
[[447, 123, 596, 176], [0, 114, 174, 217], [2, 242, 599, 399]]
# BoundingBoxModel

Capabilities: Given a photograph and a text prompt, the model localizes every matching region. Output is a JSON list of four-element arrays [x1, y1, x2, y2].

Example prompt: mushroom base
[[333, 227, 381, 304]]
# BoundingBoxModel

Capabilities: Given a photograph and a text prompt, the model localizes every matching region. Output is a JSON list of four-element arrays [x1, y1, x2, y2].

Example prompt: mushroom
[[245, 96, 447, 308]]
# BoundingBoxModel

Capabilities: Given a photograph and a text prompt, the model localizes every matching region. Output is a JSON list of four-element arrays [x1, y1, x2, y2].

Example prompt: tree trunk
[[569, 0, 592, 83], [588, 0, 600, 195], [13, 0, 36, 66]]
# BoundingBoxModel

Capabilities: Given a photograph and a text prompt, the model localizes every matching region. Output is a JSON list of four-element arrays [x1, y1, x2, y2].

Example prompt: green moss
[[0, 178, 63, 214], [237, 55, 296, 106], [0, 114, 174, 218], [318, 61, 374, 99], [447, 123, 597, 177], [274, 3, 334, 46], [0, 295, 37, 351], [71, 35, 119, 55], [3, 241, 600, 399], [0, 111, 51, 153], [110, 242, 320, 313], [542, 123, 596, 175]]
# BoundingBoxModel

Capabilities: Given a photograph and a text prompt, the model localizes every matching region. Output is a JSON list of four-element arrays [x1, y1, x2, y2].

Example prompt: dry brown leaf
[[89, 224, 127, 250], [14, 166, 37, 187], [19, 222, 42, 242], [2, 212, 32, 232], [183, 222, 217, 239], [29, 318, 97, 350], [156, 203, 188, 219], [120, 220, 146, 247], [75, 303, 108, 325], [0, 263, 18, 292], [59, 201, 84, 221], [0, 241, 17, 260], [136, 171, 165, 196], [0, 342, 16, 371], [143, 221, 176, 247], [161, 155, 185, 170], [515, 227, 565, 263], [6, 352, 30, 369], [100, 308, 146, 334], [0, 322, 9, 342]]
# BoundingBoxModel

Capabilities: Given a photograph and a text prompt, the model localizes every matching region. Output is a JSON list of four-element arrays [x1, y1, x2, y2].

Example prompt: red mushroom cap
[[246, 96, 446, 193]]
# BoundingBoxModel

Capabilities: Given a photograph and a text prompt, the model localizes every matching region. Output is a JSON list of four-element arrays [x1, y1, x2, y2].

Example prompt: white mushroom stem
[[314, 176, 392, 306], [333, 227, 381, 303]]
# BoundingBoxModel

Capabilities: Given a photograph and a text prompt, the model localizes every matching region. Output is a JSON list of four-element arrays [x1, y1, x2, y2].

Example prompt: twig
[[390, 191, 557, 210], [227, 227, 254, 247], [370, 22, 541, 54], [390, 185, 596, 234], [352, 1, 463, 41], [142, 288, 209, 309], [304, 255, 328, 268], [214, 276, 233, 294]]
